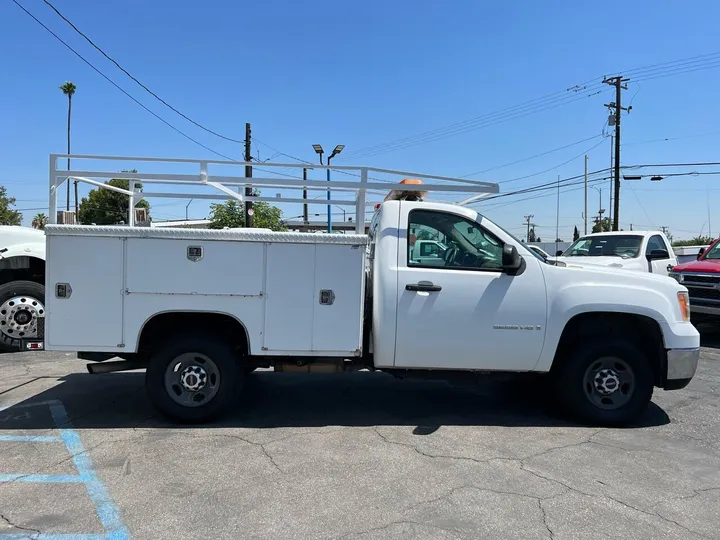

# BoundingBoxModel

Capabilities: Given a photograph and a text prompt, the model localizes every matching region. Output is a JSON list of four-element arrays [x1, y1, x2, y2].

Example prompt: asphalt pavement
[[0, 341, 719, 540]]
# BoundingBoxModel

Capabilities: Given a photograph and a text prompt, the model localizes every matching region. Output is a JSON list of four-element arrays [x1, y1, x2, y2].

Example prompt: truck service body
[[39, 154, 700, 426]]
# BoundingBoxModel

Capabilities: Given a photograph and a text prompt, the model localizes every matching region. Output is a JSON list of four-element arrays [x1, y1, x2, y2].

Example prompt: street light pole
[[313, 144, 345, 232]]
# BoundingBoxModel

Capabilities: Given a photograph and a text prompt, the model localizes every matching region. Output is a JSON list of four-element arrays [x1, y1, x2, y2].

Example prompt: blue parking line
[[47, 402, 130, 540], [0, 400, 131, 540], [0, 474, 88, 483], [0, 435, 62, 442]]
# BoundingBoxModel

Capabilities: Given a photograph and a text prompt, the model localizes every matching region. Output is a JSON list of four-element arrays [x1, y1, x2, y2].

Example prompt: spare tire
[[0, 281, 45, 352]]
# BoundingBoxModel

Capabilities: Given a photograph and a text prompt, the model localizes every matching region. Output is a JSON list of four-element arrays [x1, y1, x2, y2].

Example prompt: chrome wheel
[[583, 356, 635, 410], [164, 353, 220, 408], [0, 295, 44, 340]]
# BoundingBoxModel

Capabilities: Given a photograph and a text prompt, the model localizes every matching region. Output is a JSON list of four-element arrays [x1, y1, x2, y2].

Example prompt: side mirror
[[698, 247, 706, 259], [502, 244, 523, 274], [647, 248, 670, 261], [556, 250, 563, 257]]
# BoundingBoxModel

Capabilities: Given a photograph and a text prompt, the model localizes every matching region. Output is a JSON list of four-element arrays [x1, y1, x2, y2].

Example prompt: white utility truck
[[0, 226, 46, 351], [555, 231, 677, 276], [41, 155, 699, 426]]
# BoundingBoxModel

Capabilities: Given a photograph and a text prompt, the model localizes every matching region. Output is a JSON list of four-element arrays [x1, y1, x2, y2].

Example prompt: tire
[[145, 334, 242, 423], [553, 338, 654, 427], [0, 281, 45, 353]]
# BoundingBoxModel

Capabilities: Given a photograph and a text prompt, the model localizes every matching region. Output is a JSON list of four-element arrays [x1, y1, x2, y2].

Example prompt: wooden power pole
[[603, 76, 629, 231], [244, 123, 253, 227]]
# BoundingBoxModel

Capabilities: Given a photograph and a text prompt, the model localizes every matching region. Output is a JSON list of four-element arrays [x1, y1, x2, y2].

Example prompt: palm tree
[[59, 81, 76, 212], [31, 213, 48, 230]]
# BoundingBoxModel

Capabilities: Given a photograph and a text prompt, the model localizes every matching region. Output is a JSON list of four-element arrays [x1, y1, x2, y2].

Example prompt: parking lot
[[0, 341, 718, 540]]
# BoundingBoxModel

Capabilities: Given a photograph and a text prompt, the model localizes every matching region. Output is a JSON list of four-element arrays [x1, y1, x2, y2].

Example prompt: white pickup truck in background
[[39, 155, 700, 427], [555, 230, 678, 276]]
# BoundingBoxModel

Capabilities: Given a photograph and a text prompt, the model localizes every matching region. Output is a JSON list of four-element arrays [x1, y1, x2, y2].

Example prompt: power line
[[497, 138, 609, 186], [460, 134, 603, 177], [39, 0, 245, 145], [341, 51, 720, 161], [10, 0, 238, 162]]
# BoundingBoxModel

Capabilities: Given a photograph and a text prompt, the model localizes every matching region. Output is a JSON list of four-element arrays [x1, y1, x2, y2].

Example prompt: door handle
[[406, 282, 442, 292]]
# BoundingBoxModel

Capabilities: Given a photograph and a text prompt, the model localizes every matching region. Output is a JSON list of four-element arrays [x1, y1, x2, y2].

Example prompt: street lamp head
[[623, 175, 642, 181], [312, 144, 324, 155], [332, 144, 345, 155], [650, 176, 663, 182]]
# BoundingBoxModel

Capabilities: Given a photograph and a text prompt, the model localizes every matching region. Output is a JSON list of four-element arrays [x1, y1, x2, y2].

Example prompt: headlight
[[677, 291, 690, 322], [668, 272, 683, 283]]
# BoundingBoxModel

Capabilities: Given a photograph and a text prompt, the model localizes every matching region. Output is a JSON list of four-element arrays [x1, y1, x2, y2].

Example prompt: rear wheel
[[0, 281, 45, 352], [146, 335, 242, 423], [553, 338, 654, 426]]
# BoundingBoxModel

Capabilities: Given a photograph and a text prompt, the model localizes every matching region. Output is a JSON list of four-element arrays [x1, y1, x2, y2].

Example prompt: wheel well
[[0, 257, 45, 286], [137, 312, 250, 359], [554, 312, 666, 386]]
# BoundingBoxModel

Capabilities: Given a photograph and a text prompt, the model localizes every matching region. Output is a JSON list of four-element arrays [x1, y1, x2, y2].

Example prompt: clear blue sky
[[2, 0, 720, 240]]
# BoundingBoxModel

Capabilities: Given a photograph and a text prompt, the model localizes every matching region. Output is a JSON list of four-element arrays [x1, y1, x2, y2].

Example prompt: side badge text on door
[[493, 324, 543, 331]]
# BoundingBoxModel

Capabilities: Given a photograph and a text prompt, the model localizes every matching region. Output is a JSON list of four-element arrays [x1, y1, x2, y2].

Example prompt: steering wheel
[[443, 246, 459, 266]]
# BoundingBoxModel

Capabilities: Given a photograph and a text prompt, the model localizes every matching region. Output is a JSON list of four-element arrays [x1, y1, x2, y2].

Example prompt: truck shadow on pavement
[[698, 324, 720, 349], [0, 370, 670, 431]]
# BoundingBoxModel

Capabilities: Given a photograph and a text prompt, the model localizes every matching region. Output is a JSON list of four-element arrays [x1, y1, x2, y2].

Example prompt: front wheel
[[553, 339, 654, 426], [146, 335, 242, 423], [0, 281, 45, 352]]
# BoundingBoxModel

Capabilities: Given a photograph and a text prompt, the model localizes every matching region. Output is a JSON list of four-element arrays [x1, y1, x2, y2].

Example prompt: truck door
[[393, 206, 547, 371], [646, 234, 675, 275]]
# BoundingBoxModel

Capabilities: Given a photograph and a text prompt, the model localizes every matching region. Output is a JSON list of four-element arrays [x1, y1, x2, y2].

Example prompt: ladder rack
[[49, 154, 499, 234]]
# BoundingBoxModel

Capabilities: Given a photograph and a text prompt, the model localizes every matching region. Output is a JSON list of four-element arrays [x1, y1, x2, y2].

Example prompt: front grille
[[689, 287, 720, 301], [684, 274, 720, 285]]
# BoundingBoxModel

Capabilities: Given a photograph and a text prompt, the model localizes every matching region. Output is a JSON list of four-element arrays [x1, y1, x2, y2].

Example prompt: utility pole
[[608, 134, 613, 226], [584, 155, 588, 235], [244, 122, 253, 227], [302, 168, 309, 224], [524, 214, 534, 242], [603, 76, 629, 231]]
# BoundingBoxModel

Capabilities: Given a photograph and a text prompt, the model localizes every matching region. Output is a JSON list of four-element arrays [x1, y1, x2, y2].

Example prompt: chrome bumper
[[666, 348, 700, 380]]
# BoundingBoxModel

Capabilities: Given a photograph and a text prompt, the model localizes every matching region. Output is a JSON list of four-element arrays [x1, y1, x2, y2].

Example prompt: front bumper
[[664, 348, 700, 390]]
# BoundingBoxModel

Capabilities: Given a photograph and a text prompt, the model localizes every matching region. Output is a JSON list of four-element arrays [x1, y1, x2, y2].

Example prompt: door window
[[408, 210, 503, 270], [646, 234, 667, 256]]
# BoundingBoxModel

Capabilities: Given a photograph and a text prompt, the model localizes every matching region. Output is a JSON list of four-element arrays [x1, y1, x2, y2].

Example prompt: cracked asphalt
[[0, 341, 719, 539]]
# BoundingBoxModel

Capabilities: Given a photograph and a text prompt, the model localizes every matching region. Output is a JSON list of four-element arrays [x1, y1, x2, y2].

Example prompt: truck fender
[[535, 283, 675, 372]]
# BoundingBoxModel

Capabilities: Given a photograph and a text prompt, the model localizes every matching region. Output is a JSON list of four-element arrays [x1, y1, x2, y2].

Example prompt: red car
[[670, 238, 720, 322]]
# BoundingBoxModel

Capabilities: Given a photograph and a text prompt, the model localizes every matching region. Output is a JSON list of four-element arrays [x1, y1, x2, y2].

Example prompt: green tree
[[0, 186, 22, 226], [673, 236, 714, 247], [528, 227, 537, 242], [208, 198, 286, 231], [208, 200, 244, 229], [592, 217, 611, 233], [78, 173, 150, 225], [555, 237, 564, 243], [573, 226, 580, 241], [32, 213, 48, 230]]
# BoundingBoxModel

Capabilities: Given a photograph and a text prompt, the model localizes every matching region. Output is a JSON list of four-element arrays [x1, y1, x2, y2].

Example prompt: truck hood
[[672, 259, 720, 273], [554, 255, 645, 271], [0, 226, 46, 260], [554, 260, 672, 283], [0, 226, 44, 246]]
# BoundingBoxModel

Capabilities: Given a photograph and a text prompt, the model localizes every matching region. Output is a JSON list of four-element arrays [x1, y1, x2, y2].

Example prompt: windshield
[[703, 240, 720, 260], [562, 235, 642, 258]]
